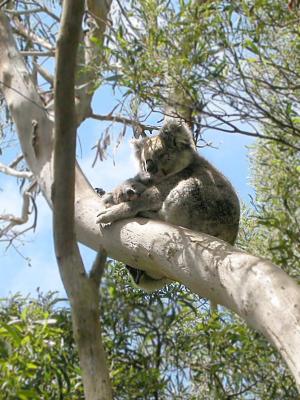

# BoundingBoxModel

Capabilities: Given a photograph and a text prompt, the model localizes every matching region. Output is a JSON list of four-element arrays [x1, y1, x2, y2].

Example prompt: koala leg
[[97, 187, 162, 224], [125, 265, 171, 292], [96, 202, 137, 224]]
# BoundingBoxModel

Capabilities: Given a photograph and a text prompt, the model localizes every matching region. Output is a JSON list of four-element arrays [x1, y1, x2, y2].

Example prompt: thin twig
[[90, 112, 157, 132], [9, 154, 24, 169]]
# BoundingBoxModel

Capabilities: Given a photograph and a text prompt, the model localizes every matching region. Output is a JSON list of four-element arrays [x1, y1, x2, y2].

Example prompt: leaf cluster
[[239, 136, 300, 280], [0, 292, 83, 400], [99, 264, 298, 399], [94, 0, 300, 148]]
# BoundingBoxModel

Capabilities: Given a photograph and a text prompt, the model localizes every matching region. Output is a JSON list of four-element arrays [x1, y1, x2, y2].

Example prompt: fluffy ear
[[160, 120, 195, 150], [130, 138, 145, 162]]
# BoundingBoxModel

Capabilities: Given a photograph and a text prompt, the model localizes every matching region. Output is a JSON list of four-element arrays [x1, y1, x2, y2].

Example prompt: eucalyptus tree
[[0, 0, 299, 398]]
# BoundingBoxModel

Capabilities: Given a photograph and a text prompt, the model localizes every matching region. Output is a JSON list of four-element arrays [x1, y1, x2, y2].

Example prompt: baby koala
[[99, 177, 149, 208], [97, 177, 159, 289]]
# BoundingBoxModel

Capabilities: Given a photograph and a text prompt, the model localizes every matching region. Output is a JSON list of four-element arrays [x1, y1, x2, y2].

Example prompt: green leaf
[[26, 362, 38, 370], [106, 74, 123, 82], [244, 38, 260, 55], [291, 116, 300, 124]]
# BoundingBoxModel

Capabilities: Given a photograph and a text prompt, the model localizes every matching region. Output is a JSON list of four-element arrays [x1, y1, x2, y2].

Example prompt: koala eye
[[145, 159, 158, 174]]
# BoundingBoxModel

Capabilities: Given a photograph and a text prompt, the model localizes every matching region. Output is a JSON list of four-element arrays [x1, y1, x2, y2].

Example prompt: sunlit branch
[[0, 161, 33, 179]]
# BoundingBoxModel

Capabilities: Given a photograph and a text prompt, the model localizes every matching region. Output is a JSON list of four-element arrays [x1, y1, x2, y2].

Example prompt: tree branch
[[90, 111, 158, 132], [33, 62, 54, 85], [74, 0, 113, 123], [9, 154, 24, 168], [0, 180, 37, 238], [53, 0, 83, 250], [12, 19, 54, 50], [0, 161, 33, 178], [20, 50, 55, 57], [89, 249, 107, 286]]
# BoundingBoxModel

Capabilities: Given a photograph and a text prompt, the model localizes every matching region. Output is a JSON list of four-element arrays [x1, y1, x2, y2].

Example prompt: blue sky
[[0, 84, 255, 298]]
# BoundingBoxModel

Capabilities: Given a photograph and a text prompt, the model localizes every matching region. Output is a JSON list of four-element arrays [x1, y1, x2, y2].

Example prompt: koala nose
[[126, 188, 135, 196], [146, 159, 158, 174]]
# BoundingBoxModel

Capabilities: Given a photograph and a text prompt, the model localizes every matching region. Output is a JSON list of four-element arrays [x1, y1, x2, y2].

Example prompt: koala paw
[[96, 208, 118, 224]]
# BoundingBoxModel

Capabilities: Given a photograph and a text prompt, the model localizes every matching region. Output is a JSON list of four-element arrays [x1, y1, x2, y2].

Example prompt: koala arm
[[98, 192, 115, 208], [97, 186, 162, 224]]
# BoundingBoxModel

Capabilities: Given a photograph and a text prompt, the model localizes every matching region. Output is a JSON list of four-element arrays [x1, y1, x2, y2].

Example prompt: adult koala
[[97, 120, 240, 290]]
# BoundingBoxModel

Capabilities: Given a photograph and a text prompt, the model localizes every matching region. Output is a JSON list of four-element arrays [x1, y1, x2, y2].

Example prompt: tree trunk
[[0, 8, 113, 399]]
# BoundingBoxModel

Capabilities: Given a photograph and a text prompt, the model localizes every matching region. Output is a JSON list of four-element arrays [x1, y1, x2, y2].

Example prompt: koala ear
[[131, 138, 145, 160], [160, 120, 195, 150]]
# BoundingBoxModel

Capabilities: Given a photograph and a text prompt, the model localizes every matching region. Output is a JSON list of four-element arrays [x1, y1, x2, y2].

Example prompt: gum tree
[[0, 0, 299, 397]]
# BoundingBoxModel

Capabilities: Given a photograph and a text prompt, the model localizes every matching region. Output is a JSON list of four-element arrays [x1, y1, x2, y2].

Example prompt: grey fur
[[100, 178, 148, 206], [97, 120, 240, 291]]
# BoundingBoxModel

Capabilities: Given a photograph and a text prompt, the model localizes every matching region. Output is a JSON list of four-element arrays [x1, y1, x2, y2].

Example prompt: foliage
[[240, 137, 300, 279], [0, 292, 83, 400], [1, 270, 299, 399], [99, 0, 300, 148], [100, 264, 298, 399]]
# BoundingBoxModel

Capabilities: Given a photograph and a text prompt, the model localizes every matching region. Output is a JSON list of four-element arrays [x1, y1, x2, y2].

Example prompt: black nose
[[146, 159, 158, 174], [126, 188, 135, 196]]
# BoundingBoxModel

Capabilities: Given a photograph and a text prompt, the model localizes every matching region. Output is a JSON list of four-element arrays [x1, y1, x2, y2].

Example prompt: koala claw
[[98, 221, 112, 228], [96, 208, 117, 224]]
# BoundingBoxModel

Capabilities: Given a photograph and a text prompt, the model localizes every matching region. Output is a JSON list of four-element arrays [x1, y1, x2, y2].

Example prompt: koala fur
[[97, 120, 240, 291], [100, 178, 148, 207]]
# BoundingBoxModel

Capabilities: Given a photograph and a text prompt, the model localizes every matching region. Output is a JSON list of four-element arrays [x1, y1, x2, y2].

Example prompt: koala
[[97, 120, 240, 291], [98, 178, 149, 208]]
